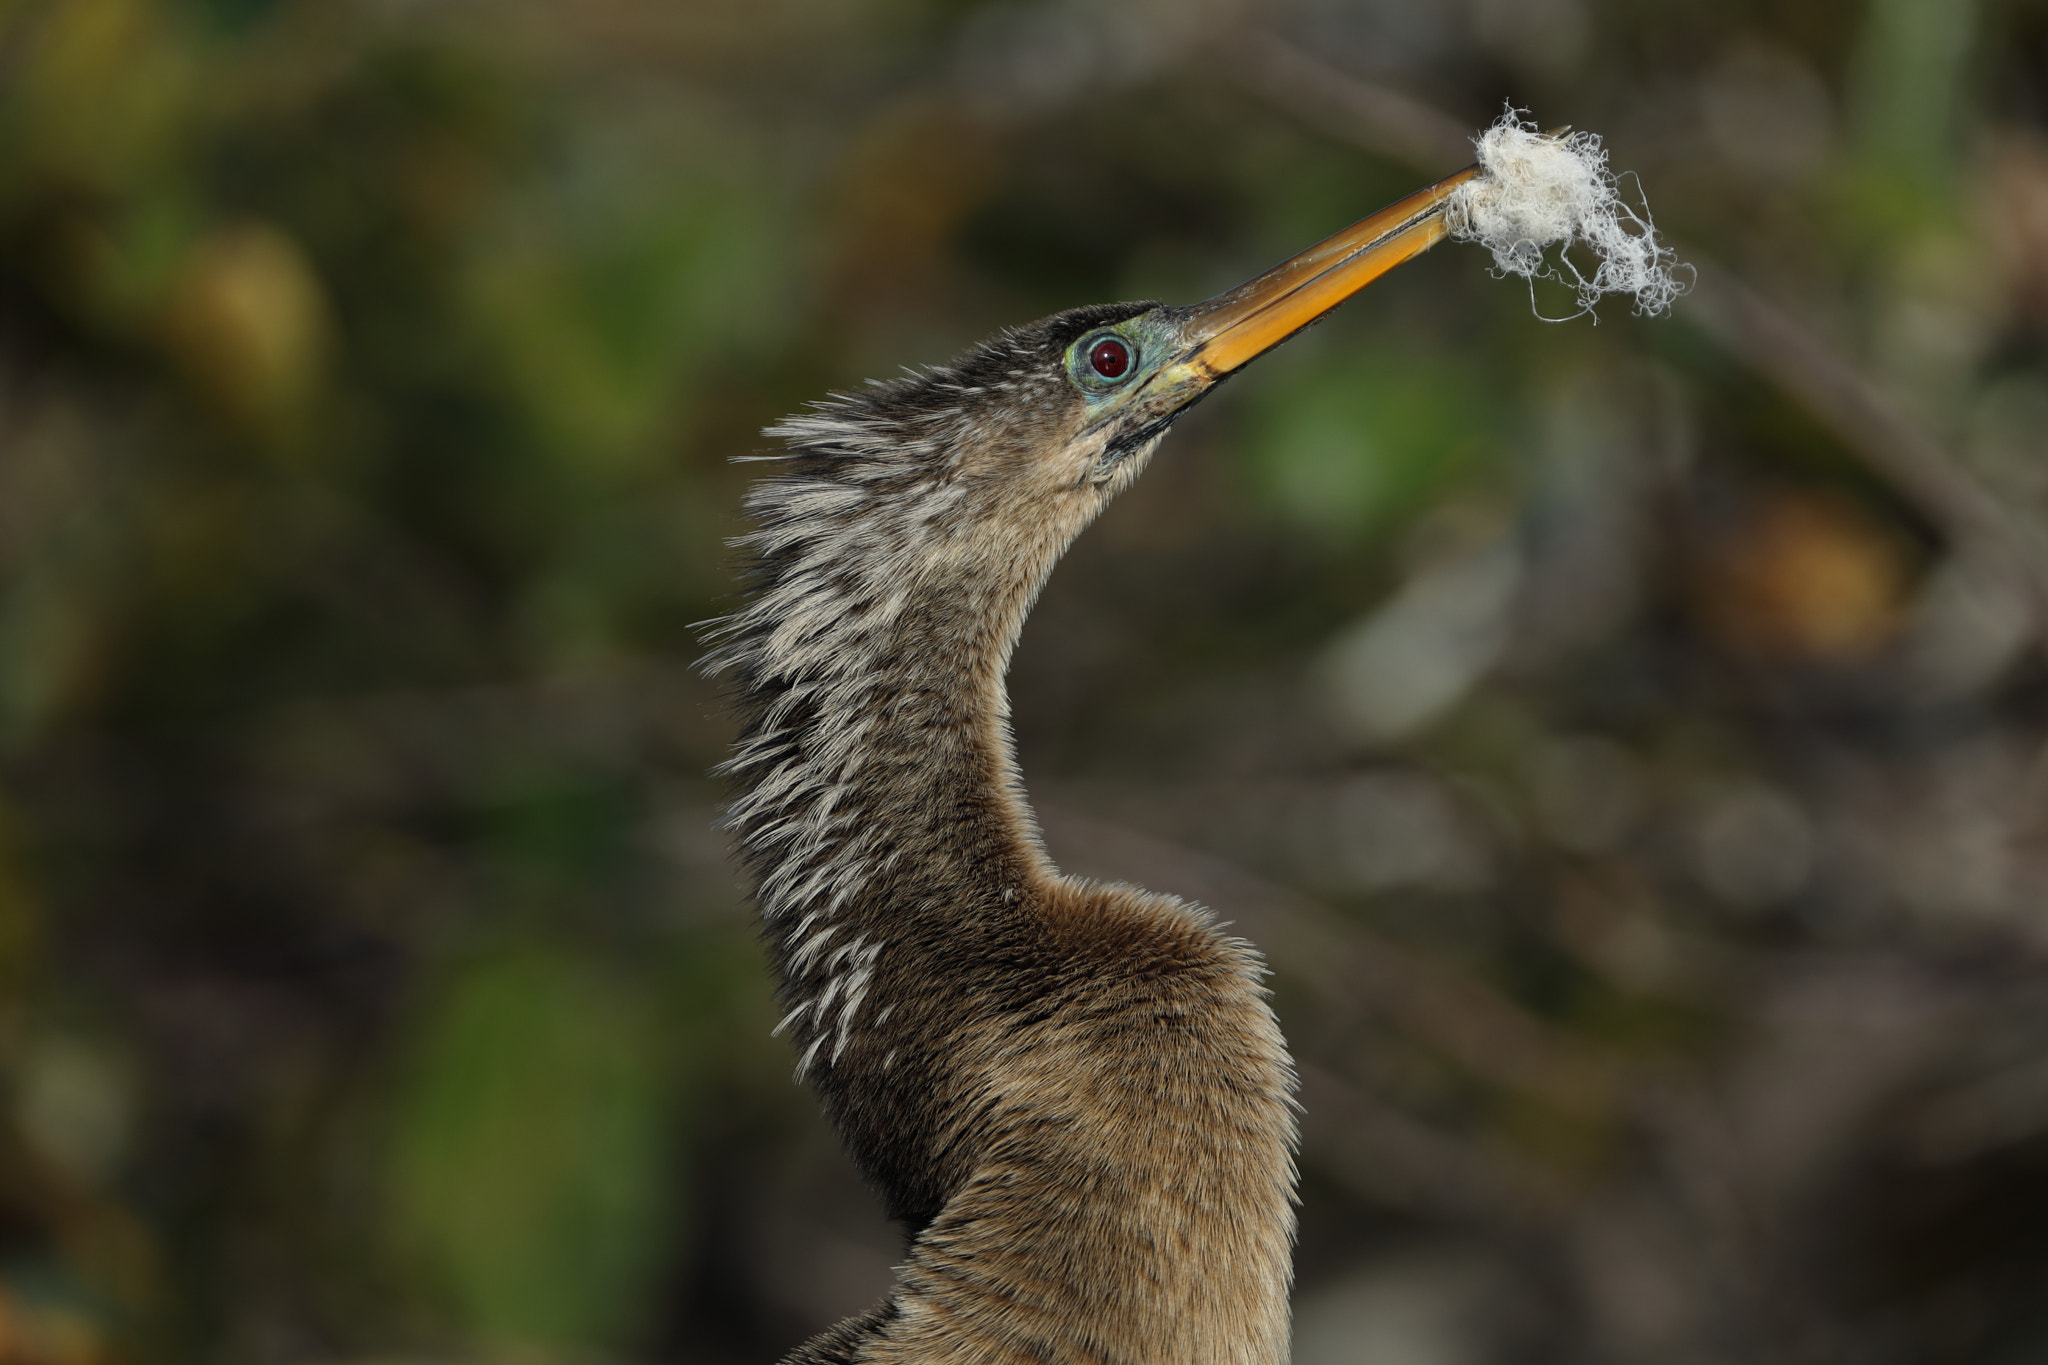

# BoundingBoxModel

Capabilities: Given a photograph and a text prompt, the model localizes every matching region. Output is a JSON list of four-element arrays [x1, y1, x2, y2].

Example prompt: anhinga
[[708, 163, 1482, 1365]]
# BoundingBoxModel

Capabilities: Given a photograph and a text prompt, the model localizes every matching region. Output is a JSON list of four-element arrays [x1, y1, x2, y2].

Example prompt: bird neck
[[714, 432, 1296, 1365], [779, 566, 1039, 957], [720, 500, 1059, 1066]]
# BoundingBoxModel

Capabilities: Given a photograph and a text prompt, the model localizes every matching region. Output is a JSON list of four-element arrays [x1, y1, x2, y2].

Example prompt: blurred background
[[2, 0, 2047, 1362]]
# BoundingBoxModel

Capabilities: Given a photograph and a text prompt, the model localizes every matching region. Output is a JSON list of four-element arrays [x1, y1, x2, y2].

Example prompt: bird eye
[[1087, 336, 1133, 381]]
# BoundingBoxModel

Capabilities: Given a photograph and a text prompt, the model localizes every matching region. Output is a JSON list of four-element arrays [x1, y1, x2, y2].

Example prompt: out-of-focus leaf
[[0, 0, 195, 197], [1849, 0, 1975, 205], [0, 567, 108, 743], [466, 112, 796, 467], [1240, 342, 1501, 546], [158, 221, 330, 433], [385, 948, 677, 1353], [1690, 486, 1913, 662]]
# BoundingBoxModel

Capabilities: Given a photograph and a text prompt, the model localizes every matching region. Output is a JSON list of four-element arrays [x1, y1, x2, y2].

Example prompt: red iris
[[1088, 337, 1132, 379]]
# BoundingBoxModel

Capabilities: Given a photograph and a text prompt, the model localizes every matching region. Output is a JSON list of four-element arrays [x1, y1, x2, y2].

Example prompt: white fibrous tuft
[[1447, 109, 1690, 320]]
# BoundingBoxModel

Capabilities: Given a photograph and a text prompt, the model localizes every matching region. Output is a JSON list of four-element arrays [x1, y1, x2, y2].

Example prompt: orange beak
[[1175, 163, 1481, 379]]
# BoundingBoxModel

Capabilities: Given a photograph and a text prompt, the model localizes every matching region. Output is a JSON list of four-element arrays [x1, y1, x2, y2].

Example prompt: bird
[[705, 161, 1482, 1365]]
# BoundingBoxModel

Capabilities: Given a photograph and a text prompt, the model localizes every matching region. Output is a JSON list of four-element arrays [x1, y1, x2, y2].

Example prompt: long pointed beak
[[1085, 163, 1485, 462], [1174, 163, 1481, 380]]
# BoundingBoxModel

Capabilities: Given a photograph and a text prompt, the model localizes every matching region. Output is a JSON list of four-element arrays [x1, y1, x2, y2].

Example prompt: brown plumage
[[706, 166, 1482, 1364]]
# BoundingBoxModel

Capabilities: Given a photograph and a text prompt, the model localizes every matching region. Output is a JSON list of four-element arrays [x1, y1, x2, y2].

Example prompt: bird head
[[1053, 160, 1484, 495], [741, 164, 1481, 641]]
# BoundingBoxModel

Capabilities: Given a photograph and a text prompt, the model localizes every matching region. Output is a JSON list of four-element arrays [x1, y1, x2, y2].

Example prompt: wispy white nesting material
[[1447, 110, 1689, 319]]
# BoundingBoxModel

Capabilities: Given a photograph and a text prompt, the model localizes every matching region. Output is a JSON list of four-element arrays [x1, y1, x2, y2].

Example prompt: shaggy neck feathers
[[709, 393, 1057, 1077], [708, 315, 1298, 1365]]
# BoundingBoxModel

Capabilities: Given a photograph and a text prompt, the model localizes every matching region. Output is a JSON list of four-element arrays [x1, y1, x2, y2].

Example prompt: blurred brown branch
[[1681, 271, 2048, 655], [1237, 33, 1472, 171]]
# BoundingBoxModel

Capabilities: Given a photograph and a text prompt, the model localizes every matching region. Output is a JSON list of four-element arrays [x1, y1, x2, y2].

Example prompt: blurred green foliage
[[1245, 338, 1503, 545], [388, 948, 672, 1351], [0, 0, 2045, 1363]]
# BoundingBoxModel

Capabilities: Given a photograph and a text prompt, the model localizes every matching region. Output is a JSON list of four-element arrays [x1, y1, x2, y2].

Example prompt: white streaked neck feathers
[[703, 363, 1080, 1078]]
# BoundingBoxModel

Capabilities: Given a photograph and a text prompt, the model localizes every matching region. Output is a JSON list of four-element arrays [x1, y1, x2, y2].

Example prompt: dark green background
[[2, 1, 2045, 1362]]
